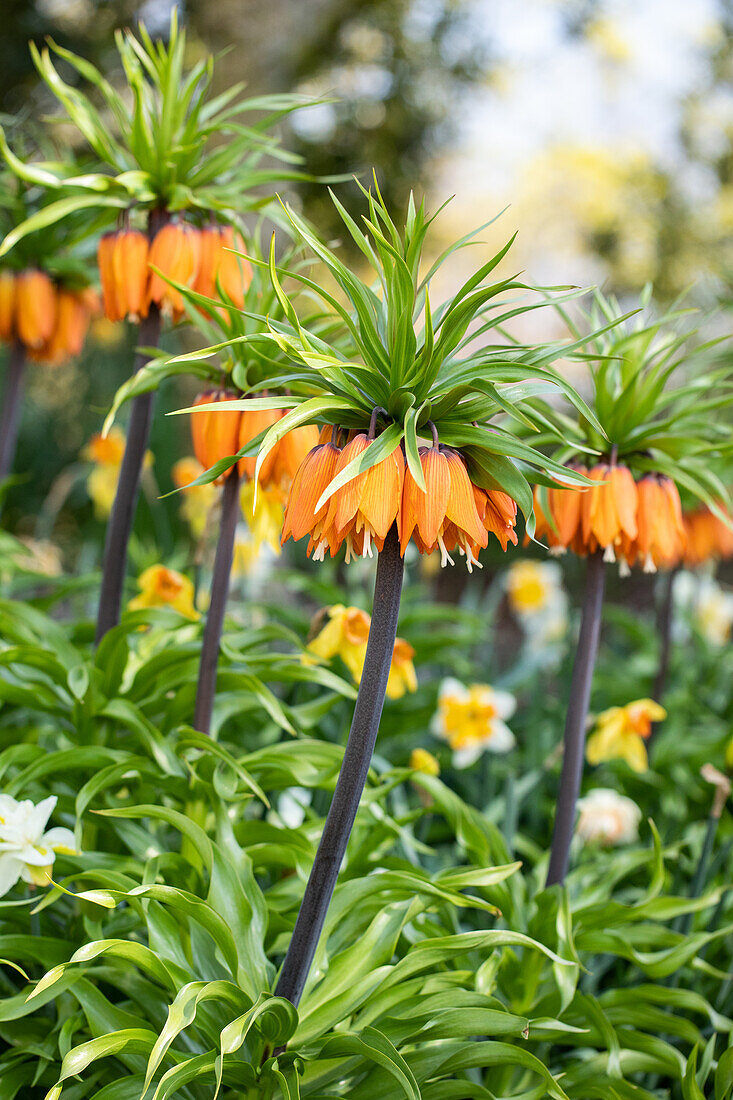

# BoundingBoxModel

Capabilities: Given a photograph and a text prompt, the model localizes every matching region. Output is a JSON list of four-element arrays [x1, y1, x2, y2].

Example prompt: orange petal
[[444, 449, 487, 547], [359, 444, 404, 539], [415, 446, 450, 547]]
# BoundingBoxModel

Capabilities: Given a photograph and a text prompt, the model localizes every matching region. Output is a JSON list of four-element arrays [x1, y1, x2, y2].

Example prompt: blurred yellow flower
[[240, 480, 286, 557], [172, 457, 216, 540], [431, 678, 516, 768], [128, 565, 199, 619], [409, 747, 440, 777], [586, 698, 666, 773], [306, 605, 417, 700], [83, 428, 151, 519], [585, 17, 631, 64]]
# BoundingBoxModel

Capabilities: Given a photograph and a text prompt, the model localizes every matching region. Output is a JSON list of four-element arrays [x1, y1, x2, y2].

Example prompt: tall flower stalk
[[530, 291, 733, 885], [0, 342, 24, 483], [179, 183, 607, 1005], [276, 524, 404, 1003], [546, 550, 605, 886], [0, 14, 312, 636]]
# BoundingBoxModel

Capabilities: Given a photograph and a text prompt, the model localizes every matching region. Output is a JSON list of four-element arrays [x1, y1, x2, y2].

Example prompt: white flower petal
[[452, 745, 484, 769], [0, 854, 23, 897], [485, 720, 516, 753], [43, 828, 77, 855]]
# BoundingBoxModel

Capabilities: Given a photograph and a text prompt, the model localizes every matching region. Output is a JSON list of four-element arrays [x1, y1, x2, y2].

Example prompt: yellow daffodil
[[586, 698, 666, 773], [240, 480, 286, 557], [172, 457, 216, 540], [84, 428, 152, 520], [409, 748, 440, 776], [306, 605, 417, 700], [128, 565, 199, 619], [431, 678, 516, 768], [506, 560, 561, 616]]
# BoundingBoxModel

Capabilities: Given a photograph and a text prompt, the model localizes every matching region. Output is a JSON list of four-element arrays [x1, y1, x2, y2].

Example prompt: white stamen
[[643, 553, 657, 574], [437, 534, 454, 568], [618, 558, 631, 578], [603, 544, 616, 563]]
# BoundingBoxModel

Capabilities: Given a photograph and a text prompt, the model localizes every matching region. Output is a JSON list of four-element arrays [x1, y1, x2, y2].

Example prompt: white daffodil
[[431, 678, 516, 769], [576, 787, 641, 846], [673, 572, 733, 646], [0, 795, 77, 896]]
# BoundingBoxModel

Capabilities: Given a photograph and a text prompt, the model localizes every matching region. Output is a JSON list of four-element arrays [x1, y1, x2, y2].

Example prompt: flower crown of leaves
[[526, 288, 733, 514], [173, 179, 627, 524], [0, 11, 323, 258]]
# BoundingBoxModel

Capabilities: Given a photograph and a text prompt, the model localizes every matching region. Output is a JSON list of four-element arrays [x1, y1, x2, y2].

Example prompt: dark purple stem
[[275, 525, 404, 1006], [0, 341, 26, 485], [546, 551, 606, 887], [193, 466, 241, 735]]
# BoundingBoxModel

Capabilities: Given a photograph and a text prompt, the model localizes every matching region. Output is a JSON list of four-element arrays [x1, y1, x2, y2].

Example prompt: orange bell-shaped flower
[[194, 225, 252, 313], [281, 441, 342, 556], [147, 223, 201, 319], [474, 485, 518, 551], [190, 390, 242, 482], [112, 229, 150, 322], [237, 406, 283, 482], [30, 288, 94, 365], [15, 270, 57, 350], [324, 433, 405, 561], [580, 463, 638, 560], [631, 475, 685, 572], [268, 424, 320, 489], [0, 271, 16, 341]]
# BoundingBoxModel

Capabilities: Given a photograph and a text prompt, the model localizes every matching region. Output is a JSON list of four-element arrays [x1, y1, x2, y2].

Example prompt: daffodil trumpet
[[275, 523, 404, 1007], [546, 549, 606, 887], [0, 340, 25, 484], [95, 210, 168, 644], [193, 462, 242, 736]]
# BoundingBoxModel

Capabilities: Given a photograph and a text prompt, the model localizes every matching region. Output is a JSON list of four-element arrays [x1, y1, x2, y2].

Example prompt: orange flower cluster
[[281, 430, 518, 568], [0, 269, 98, 364], [98, 223, 252, 324], [190, 391, 318, 488], [683, 504, 733, 568], [533, 463, 686, 572]]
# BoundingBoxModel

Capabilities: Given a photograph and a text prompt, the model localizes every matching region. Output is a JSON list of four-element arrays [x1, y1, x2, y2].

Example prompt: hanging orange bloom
[[0, 271, 16, 341], [237, 406, 283, 482], [322, 433, 405, 562], [683, 505, 733, 567], [627, 475, 685, 572], [580, 464, 638, 561], [30, 288, 96, 365], [194, 225, 252, 312], [281, 440, 341, 554], [534, 463, 637, 561], [190, 390, 242, 481], [530, 466, 588, 553], [97, 229, 150, 323], [147, 222, 200, 319], [15, 270, 57, 350], [401, 446, 487, 569], [263, 424, 320, 490], [113, 229, 150, 322], [473, 486, 518, 551]]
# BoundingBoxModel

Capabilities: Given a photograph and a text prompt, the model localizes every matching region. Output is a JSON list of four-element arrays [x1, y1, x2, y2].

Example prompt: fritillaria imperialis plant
[[186, 182, 614, 1006], [0, 13, 314, 641], [115, 235, 334, 736], [0, 172, 98, 482], [528, 291, 733, 886]]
